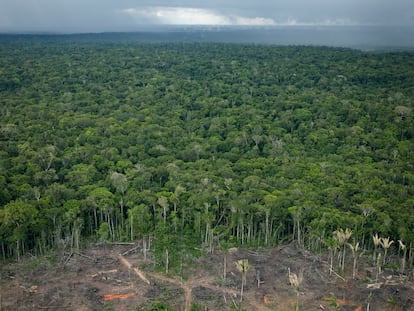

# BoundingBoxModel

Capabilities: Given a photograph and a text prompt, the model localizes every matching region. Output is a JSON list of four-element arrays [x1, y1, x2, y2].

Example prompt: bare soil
[[1, 242, 413, 310]]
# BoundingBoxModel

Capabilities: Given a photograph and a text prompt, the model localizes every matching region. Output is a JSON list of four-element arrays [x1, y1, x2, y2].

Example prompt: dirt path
[[119, 254, 239, 311], [146, 271, 192, 311], [3, 243, 414, 310]]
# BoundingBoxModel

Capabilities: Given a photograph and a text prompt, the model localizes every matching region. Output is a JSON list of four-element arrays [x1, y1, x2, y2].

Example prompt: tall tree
[[0, 200, 38, 261]]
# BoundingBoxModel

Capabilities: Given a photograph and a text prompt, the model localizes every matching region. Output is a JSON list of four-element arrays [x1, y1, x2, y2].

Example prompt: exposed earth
[[0, 242, 413, 310]]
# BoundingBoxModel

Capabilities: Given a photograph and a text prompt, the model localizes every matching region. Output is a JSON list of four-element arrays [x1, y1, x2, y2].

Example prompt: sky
[[1, 0, 413, 33]]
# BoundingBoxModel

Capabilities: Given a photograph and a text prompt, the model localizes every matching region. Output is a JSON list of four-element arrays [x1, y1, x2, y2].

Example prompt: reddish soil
[[0, 242, 413, 310]]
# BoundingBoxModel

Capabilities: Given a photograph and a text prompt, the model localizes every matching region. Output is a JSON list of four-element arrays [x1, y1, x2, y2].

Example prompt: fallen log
[[63, 252, 73, 265], [119, 254, 132, 269], [329, 267, 346, 281], [118, 254, 151, 285], [75, 252, 95, 262], [133, 267, 151, 285], [89, 269, 118, 278], [103, 293, 135, 301], [367, 282, 382, 289], [121, 244, 141, 256]]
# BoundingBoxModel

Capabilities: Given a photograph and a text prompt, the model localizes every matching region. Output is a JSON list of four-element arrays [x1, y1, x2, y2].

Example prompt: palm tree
[[347, 241, 361, 279], [380, 237, 394, 265], [398, 240, 407, 273], [324, 237, 339, 276], [288, 267, 303, 311], [235, 259, 251, 302], [334, 228, 352, 271], [372, 233, 381, 262]]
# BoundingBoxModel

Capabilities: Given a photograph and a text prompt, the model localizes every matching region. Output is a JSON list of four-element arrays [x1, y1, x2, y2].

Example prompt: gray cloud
[[0, 0, 413, 32]]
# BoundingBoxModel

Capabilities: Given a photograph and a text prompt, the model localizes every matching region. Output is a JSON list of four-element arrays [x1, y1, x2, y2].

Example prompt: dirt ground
[[0, 242, 413, 311]]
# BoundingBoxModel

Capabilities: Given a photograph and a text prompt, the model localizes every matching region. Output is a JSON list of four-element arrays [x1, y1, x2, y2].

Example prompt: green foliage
[[0, 35, 413, 263], [0, 200, 38, 259], [152, 228, 203, 275], [98, 222, 111, 242]]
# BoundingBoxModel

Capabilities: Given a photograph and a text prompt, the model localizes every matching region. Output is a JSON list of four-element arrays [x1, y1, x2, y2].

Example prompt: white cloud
[[122, 7, 276, 25], [274, 17, 360, 26], [232, 16, 276, 26], [121, 7, 362, 27]]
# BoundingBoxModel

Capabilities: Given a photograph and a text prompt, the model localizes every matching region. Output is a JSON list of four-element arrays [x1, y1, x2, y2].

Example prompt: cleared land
[[0, 242, 413, 310]]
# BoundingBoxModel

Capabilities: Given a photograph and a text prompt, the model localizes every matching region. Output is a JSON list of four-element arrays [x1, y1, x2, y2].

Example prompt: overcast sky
[[1, 0, 413, 33]]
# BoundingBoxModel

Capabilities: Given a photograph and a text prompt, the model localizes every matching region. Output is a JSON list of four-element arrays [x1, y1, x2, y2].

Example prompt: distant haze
[[1, 0, 414, 33]]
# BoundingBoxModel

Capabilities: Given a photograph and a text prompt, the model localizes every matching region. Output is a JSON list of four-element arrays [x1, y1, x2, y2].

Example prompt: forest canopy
[[0, 35, 413, 266]]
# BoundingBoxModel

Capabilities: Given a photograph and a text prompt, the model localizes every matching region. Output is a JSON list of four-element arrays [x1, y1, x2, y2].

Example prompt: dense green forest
[[0, 35, 413, 271]]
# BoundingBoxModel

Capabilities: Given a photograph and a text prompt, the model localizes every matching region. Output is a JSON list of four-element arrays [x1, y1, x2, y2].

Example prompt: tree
[[98, 222, 111, 247], [235, 259, 251, 302], [1, 39, 414, 262], [334, 228, 352, 272], [157, 195, 170, 227], [398, 240, 407, 273], [288, 206, 303, 247], [372, 233, 381, 262], [380, 237, 394, 265], [110, 171, 129, 227], [347, 241, 362, 279], [324, 236, 339, 276], [263, 194, 277, 246], [67, 163, 98, 188], [288, 267, 303, 311], [87, 187, 116, 239], [63, 199, 82, 251], [394, 105, 412, 139], [0, 200, 38, 261], [127, 204, 152, 240]]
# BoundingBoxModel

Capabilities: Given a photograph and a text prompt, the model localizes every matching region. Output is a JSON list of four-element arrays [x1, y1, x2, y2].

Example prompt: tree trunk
[[352, 256, 357, 279], [205, 222, 210, 245], [341, 246, 346, 271], [240, 276, 244, 302], [120, 196, 124, 224], [329, 248, 333, 275], [240, 219, 244, 245], [401, 248, 407, 273], [163, 206, 167, 226], [265, 211, 270, 245], [247, 217, 252, 243], [16, 240, 20, 262], [130, 214, 134, 240], [223, 253, 227, 281], [297, 219, 301, 247], [75, 226, 80, 251], [165, 248, 169, 274], [1, 241, 5, 261], [143, 238, 147, 261]]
